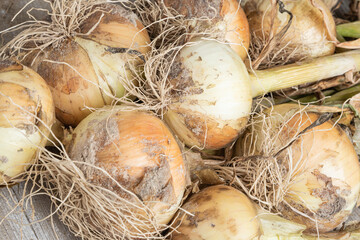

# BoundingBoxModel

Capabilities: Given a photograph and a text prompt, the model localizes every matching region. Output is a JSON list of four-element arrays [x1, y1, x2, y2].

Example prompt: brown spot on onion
[[172, 185, 260, 240], [165, 108, 248, 150], [67, 107, 186, 231], [0, 156, 8, 164]]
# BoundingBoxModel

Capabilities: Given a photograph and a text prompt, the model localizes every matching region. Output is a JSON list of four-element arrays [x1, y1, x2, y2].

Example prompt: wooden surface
[[0, 1, 78, 240], [0, 182, 79, 240]]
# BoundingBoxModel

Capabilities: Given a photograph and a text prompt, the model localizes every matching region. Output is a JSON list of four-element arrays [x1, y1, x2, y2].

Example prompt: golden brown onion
[[30, 3, 150, 126], [66, 106, 186, 231], [245, 0, 336, 62], [0, 60, 55, 184], [164, 0, 250, 59], [236, 104, 360, 233], [172, 185, 261, 240]]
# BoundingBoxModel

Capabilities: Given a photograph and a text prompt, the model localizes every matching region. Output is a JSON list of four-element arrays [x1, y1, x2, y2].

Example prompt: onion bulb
[[66, 106, 186, 232], [0, 60, 55, 184], [244, 0, 336, 62], [235, 104, 360, 233], [172, 185, 260, 240], [164, 37, 360, 150], [164, 0, 250, 59], [28, 3, 150, 126]]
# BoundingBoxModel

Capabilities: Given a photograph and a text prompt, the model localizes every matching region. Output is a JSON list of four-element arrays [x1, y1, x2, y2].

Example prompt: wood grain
[[0, 182, 79, 240]]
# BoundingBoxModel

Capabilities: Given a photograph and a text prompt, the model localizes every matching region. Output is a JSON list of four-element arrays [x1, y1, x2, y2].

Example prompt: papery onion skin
[[245, 0, 336, 61], [164, 38, 252, 150], [172, 185, 261, 240], [66, 106, 186, 229], [236, 104, 360, 233], [29, 4, 150, 127], [164, 0, 250, 59], [0, 60, 55, 184]]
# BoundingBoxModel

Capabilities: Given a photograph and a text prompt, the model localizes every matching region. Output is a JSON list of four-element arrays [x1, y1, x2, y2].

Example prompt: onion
[[163, 37, 360, 150], [0, 60, 55, 184], [163, 0, 250, 59], [235, 104, 360, 233], [244, 0, 336, 63], [21, 2, 150, 126], [172, 185, 260, 240], [66, 106, 186, 233]]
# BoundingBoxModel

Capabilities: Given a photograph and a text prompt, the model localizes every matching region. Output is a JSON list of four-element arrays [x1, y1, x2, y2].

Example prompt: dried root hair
[[0, 0, 128, 60], [119, 0, 244, 115], [211, 103, 343, 220], [1, 103, 190, 240]]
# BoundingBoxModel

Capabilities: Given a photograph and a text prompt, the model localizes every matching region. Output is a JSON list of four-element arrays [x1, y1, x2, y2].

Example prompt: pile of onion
[[0, 60, 55, 184], [5, 1, 151, 126], [244, 0, 336, 66], [172, 185, 260, 240], [234, 104, 360, 233], [41, 105, 187, 238]]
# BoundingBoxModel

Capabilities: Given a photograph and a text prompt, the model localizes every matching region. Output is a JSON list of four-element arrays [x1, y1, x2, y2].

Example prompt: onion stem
[[337, 21, 360, 39], [250, 50, 360, 97], [324, 84, 360, 104]]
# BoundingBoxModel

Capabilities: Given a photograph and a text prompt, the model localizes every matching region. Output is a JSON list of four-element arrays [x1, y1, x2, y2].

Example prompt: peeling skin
[[67, 109, 186, 226], [0, 82, 38, 130], [281, 170, 353, 233], [79, 4, 150, 54], [165, 107, 248, 150]]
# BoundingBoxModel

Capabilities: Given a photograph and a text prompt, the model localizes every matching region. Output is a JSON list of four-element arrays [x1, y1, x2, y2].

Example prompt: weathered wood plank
[[0, 0, 50, 45], [0, 182, 79, 240]]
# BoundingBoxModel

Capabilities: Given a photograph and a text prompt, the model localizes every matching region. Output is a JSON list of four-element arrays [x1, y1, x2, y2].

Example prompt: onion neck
[[250, 50, 360, 97]]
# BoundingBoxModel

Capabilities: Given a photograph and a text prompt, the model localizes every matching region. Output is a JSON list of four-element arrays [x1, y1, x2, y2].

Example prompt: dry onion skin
[[0, 60, 55, 184], [163, 0, 250, 59], [245, 0, 336, 66], [61, 106, 186, 237], [235, 104, 360, 233], [3, 1, 150, 127], [172, 185, 261, 240]]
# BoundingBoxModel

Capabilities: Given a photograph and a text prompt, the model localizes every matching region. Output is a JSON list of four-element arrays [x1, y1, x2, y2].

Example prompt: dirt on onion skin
[[0, 156, 8, 164], [67, 112, 178, 205], [164, 0, 222, 21], [280, 169, 352, 233]]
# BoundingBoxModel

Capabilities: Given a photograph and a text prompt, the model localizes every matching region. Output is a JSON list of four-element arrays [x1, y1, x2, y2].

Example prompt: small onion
[[164, 0, 250, 59], [236, 104, 360, 233], [164, 38, 360, 150], [66, 106, 186, 231], [245, 0, 336, 61], [29, 3, 150, 126], [172, 185, 261, 240], [0, 60, 55, 184]]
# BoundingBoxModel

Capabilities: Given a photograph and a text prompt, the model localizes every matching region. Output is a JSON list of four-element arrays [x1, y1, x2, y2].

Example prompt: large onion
[[235, 104, 360, 233], [163, 0, 250, 59], [0, 60, 55, 184], [164, 38, 360, 150], [66, 106, 186, 232], [28, 3, 150, 126], [245, 0, 336, 63], [172, 185, 260, 240]]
